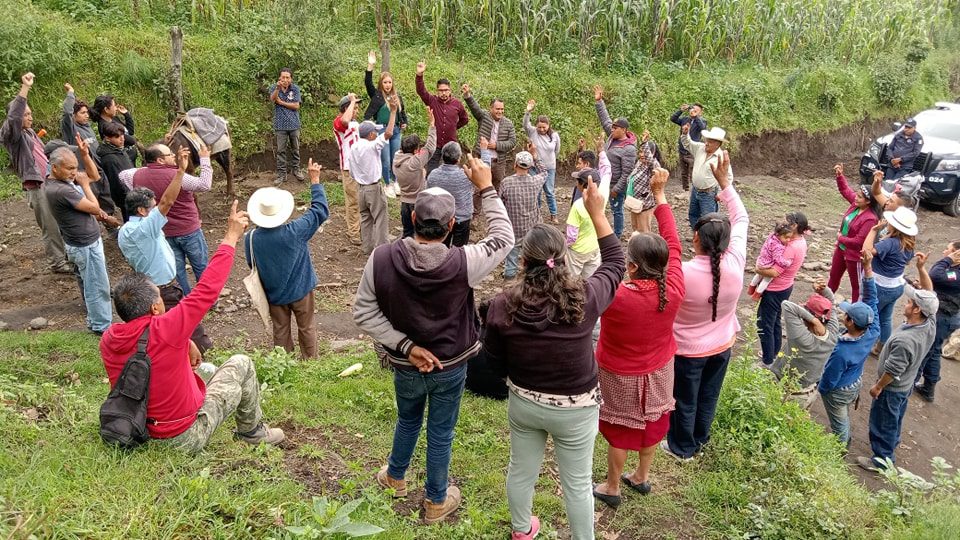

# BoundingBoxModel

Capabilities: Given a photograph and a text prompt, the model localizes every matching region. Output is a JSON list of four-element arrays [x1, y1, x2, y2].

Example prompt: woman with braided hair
[[662, 150, 749, 461], [592, 167, 684, 509], [485, 176, 624, 540]]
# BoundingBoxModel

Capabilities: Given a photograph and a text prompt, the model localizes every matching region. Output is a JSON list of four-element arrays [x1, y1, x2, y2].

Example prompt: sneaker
[[51, 262, 77, 274], [391, 183, 401, 197], [423, 485, 461, 524], [659, 439, 694, 462], [384, 183, 397, 199], [235, 423, 286, 446], [274, 176, 285, 186], [512, 515, 541, 540], [855, 456, 879, 472], [375, 464, 407, 497], [293, 169, 306, 182]]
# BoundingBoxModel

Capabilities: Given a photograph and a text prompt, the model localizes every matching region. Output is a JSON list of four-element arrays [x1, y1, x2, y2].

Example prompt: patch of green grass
[[0, 172, 22, 202], [297, 181, 345, 208]]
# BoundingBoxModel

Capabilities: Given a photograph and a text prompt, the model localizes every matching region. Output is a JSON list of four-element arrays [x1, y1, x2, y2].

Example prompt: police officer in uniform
[[885, 118, 924, 180]]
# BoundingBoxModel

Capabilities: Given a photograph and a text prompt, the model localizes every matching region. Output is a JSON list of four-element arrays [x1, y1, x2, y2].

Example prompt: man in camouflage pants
[[100, 201, 285, 453]]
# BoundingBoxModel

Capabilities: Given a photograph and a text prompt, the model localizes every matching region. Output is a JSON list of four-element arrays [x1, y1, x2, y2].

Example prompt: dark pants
[[159, 282, 213, 354], [105, 173, 129, 221], [679, 153, 693, 190], [884, 162, 914, 180], [667, 349, 732, 458], [90, 177, 117, 218], [757, 286, 793, 365], [827, 248, 862, 301], [444, 219, 471, 247], [426, 150, 443, 177], [610, 189, 627, 237], [918, 312, 960, 384], [400, 202, 415, 239], [473, 158, 506, 219], [868, 388, 910, 466]]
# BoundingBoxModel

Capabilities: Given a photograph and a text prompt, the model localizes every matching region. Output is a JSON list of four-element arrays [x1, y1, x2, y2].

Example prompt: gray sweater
[[393, 125, 437, 205], [522, 111, 560, 169], [465, 95, 516, 158], [595, 99, 637, 196], [772, 287, 840, 388], [427, 163, 474, 222], [877, 306, 937, 393]]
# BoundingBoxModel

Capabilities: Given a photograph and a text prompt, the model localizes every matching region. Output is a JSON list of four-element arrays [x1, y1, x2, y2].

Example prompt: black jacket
[[363, 70, 408, 127]]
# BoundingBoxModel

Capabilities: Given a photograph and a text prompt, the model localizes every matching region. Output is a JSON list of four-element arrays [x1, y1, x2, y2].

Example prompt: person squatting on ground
[[269, 68, 304, 185], [522, 99, 561, 224], [670, 103, 706, 191], [681, 122, 731, 230], [1, 72, 74, 273], [858, 253, 938, 471], [594, 84, 637, 238], [415, 61, 469, 176], [101, 201, 285, 453], [353, 155, 514, 525], [828, 163, 881, 302], [862, 208, 918, 355], [663, 151, 747, 461], [333, 94, 362, 246], [499, 147, 548, 280], [914, 240, 960, 402], [393, 107, 438, 239], [753, 212, 810, 366], [484, 175, 624, 540], [817, 250, 880, 447], [45, 138, 118, 335], [118, 147, 213, 354], [565, 138, 611, 279], [622, 131, 663, 234], [245, 159, 329, 359], [349, 96, 398, 256], [121, 142, 214, 296], [592, 168, 682, 509], [364, 51, 408, 198], [427, 142, 474, 247]]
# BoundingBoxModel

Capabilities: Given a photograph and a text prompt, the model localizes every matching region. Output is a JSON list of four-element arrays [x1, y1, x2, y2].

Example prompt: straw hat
[[247, 187, 295, 228], [701, 127, 727, 142], [883, 207, 918, 236]]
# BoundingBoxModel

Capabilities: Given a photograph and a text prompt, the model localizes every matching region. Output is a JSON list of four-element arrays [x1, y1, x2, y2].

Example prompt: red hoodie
[[100, 243, 234, 438]]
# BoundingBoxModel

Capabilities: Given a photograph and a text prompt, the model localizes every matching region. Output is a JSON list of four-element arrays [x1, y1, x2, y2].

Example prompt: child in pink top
[[748, 223, 794, 299]]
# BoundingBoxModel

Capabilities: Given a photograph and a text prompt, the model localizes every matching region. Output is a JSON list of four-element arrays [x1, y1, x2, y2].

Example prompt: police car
[[860, 102, 960, 216]]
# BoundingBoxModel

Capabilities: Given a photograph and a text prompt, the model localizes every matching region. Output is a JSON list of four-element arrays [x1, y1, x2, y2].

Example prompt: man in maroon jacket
[[415, 61, 468, 176], [100, 201, 284, 453]]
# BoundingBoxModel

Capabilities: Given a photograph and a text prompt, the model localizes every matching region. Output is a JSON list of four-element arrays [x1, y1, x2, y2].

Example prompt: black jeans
[[757, 286, 793, 365], [443, 219, 471, 247], [667, 349, 732, 458], [400, 202, 415, 239]]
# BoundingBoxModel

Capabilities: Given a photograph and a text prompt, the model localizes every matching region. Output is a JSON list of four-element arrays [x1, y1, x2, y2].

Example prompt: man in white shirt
[[681, 125, 732, 229], [349, 97, 397, 255]]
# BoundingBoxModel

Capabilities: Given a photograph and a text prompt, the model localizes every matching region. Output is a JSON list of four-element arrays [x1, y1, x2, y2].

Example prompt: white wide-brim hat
[[883, 207, 918, 236], [247, 187, 295, 228], [701, 127, 727, 142]]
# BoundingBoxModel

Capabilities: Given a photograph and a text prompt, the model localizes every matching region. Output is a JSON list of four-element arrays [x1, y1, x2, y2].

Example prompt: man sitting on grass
[[100, 201, 285, 453]]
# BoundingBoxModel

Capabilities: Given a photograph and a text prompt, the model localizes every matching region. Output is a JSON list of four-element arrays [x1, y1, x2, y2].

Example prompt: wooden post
[[170, 26, 184, 114]]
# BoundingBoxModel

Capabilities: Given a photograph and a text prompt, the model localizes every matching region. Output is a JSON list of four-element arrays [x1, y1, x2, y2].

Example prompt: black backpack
[[99, 328, 152, 449]]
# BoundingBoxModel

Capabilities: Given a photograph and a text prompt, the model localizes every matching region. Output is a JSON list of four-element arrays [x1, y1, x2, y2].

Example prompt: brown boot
[[423, 485, 461, 524], [375, 465, 407, 497]]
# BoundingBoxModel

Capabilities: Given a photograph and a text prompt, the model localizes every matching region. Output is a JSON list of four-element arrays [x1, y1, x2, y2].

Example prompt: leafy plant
[[249, 347, 298, 392], [285, 496, 384, 538]]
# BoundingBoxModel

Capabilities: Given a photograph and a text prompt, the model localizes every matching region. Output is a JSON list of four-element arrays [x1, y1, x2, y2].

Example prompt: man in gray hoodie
[[353, 155, 513, 526], [858, 254, 938, 471], [771, 283, 839, 407], [393, 107, 437, 238], [594, 85, 637, 238]]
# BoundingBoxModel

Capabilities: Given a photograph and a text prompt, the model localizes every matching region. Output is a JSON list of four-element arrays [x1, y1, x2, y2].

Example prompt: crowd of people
[[2, 58, 958, 539]]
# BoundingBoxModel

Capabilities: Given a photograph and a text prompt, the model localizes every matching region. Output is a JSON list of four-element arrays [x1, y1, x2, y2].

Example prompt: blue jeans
[[610, 189, 626, 237], [667, 349, 732, 458], [166, 229, 209, 296], [388, 364, 467, 503], [918, 312, 960, 384], [868, 388, 910, 466], [876, 283, 905, 344], [757, 286, 793, 365], [64, 238, 112, 332], [688, 186, 719, 230], [503, 244, 522, 278], [536, 168, 558, 216], [819, 380, 861, 445], [379, 126, 401, 184]]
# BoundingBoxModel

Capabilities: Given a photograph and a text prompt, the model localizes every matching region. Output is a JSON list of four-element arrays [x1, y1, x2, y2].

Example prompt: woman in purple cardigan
[[827, 164, 881, 301]]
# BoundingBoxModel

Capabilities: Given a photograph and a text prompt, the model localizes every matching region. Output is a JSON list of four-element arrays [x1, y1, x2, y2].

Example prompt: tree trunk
[[169, 26, 185, 114], [380, 40, 391, 73]]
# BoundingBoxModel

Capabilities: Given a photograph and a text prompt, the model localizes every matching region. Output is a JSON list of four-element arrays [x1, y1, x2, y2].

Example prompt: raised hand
[[651, 167, 669, 196], [681, 123, 690, 135], [582, 174, 605, 218], [710, 150, 732, 189], [75, 133, 90, 157], [461, 83, 471, 96], [224, 200, 249, 243], [198, 143, 210, 159], [526, 99, 536, 112], [463, 154, 493, 190], [426, 106, 435, 126], [416, 61, 426, 75], [642, 129, 651, 143], [387, 95, 399, 111], [915, 251, 928, 268], [22, 73, 35, 87], [64, 82, 74, 93], [307, 157, 322, 183], [117, 104, 128, 115], [681, 103, 689, 111], [367, 50, 377, 67], [594, 134, 605, 154], [834, 163, 844, 176], [177, 147, 191, 171], [872, 169, 883, 184], [813, 280, 826, 295], [593, 84, 603, 101], [861, 248, 874, 267]]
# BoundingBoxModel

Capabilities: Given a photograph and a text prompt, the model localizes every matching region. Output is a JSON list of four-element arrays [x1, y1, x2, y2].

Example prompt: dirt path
[[1, 140, 957, 489]]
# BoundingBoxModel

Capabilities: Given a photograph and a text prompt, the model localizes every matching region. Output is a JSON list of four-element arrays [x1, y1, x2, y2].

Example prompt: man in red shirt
[[415, 61, 468, 176], [100, 201, 284, 453], [333, 94, 361, 246]]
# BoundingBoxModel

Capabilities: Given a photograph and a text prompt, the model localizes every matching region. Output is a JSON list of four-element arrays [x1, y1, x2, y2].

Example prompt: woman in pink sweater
[[592, 168, 684, 508], [663, 151, 748, 460]]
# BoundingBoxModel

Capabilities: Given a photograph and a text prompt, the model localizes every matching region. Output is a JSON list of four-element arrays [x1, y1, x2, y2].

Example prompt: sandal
[[592, 483, 621, 509], [621, 474, 652, 495]]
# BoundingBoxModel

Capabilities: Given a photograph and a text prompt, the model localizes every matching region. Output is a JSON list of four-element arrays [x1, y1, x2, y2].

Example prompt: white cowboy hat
[[701, 127, 727, 142], [247, 187, 295, 228], [883, 207, 918, 236]]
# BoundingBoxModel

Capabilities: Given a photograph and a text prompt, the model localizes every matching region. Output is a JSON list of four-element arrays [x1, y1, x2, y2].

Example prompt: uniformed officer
[[885, 118, 924, 179]]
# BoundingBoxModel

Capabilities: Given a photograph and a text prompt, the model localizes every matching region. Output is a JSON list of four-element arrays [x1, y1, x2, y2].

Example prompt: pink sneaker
[[512, 515, 540, 539]]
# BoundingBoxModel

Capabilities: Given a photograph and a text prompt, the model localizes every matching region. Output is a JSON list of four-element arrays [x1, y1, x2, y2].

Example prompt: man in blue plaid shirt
[[498, 145, 547, 279]]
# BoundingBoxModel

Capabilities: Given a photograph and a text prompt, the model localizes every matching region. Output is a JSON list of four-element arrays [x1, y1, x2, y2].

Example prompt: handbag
[[99, 328, 152, 449], [242, 229, 272, 331]]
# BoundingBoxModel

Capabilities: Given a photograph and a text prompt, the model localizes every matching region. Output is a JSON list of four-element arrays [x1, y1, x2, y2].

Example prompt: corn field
[[149, 0, 957, 64]]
